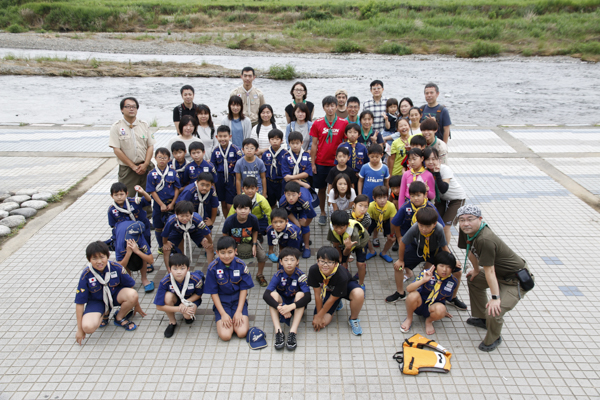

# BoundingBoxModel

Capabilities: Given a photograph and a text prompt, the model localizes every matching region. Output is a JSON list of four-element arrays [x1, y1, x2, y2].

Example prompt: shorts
[[266, 179, 283, 208], [368, 219, 391, 236], [152, 206, 173, 231], [314, 280, 362, 315], [438, 199, 465, 225], [341, 246, 367, 264], [216, 173, 236, 204], [213, 300, 249, 322], [168, 231, 210, 251], [404, 243, 426, 271], [278, 294, 297, 326], [313, 164, 333, 189], [82, 292, 122, 315], [414, 298, 432, 318]]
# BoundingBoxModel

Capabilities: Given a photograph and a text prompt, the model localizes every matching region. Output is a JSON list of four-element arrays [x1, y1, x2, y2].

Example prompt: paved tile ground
[[507, 128, 600, 153], [545, 157, 600, 195], [0, 127, 599, 400]]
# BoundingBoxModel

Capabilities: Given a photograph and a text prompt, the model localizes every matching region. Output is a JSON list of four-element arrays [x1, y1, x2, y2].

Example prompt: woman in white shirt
[[254, 104, 281, 156], [408, 107, 422, 136], [195, 104, 217, 160], [167, 115, 203, 163]]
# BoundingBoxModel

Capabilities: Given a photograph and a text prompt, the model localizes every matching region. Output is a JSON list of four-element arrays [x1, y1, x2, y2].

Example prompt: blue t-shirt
[[74, 261, 135, 305], [391, 200, 445, 236], [222, 214, 260, 245], [176, 184, 219, 221], [145, 166, 181, 204], [234, 157, 267, 193], [266, 267, 310, 301], [359, 163, 390, 202], [420, 105, 451, 140], [231, 119, 244, 148], [154, 271, 205, 306]]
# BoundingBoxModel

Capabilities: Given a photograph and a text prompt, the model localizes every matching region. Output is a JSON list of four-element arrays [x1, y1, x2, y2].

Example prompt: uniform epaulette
[[159, 275, 171, 285], [207, 259, 220, 271]]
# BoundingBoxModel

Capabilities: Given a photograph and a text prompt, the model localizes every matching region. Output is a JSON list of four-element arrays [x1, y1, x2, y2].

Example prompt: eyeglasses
[[317, 259, 337, 267], [156, 156, 169, 160], [123, 105, 137, 109], [458, 216, 479, 223]]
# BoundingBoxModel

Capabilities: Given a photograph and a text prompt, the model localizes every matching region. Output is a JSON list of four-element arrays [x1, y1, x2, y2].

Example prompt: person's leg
[[302, 218, 312, 250], [482, 281, 521, 346], [256, 242, 267, 281], [290, 293, 305, 334], [81, 312, 103, 335], [269, 292, 283, 333], [321, 313, 334, 327], [118, 165, 138, 198], [140, 262, 150, 287], [356, 262, 366, 286], [380, 229, 395, 257], [466, 259, 490, 321], [216, 321, 234, 341], [164, 292, 178, 325], [425, 303, 447, 335], [401, 292, 422, 331], [234, 300, 250, 338], [115, 288, 138, 329], [318, 189, 327, 217], [152, 207, 164, 251], [348, 287, 364, 320]]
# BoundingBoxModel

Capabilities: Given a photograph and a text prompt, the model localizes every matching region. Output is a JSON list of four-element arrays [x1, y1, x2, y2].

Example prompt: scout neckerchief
[[324, 115, 338, 143], [175, 218, 194, 257], [154, 166, 170, 193], [374, 201, 389, 232], [428, 136, 438, 149], [268, 146, 283, 177], [272, 224, 290, 255], [463, 222, 487, 272], [411, 202, 428, 225], [410, 166, 425, 182], [292, 99, 306, 106], [347, 116, 359, 124], [219, 142, 232, 182], [170, 159, 186, 176], [426, 270, 451, 305], [361, 127, 374, 144], [113, 198, 136, 222], [319, 263, 339, 300], [88, 262, 113, 314], [421, 229, 435, 261], [351, 210, 364, 223], [347, 141, 358, 170], [289, 150, 303, 175], [170, 271, 196, 320], [195, 185, 210, 219]]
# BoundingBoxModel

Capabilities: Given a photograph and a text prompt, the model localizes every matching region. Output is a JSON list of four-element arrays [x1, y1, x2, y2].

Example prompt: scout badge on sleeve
[[393, 333, 452, 375]]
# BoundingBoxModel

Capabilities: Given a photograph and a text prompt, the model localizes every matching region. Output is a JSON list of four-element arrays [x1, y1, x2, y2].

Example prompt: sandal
[[256, 274, 268, 287], [99, 315, 110, 328], [114, 317, 137, 331], [147, 264, 155, 273]]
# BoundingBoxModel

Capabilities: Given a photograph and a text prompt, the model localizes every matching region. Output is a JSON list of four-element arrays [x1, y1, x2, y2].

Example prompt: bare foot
[[404, 268, 414, 279], [425, 318, 435, 335], [401, 317, 413, 332]]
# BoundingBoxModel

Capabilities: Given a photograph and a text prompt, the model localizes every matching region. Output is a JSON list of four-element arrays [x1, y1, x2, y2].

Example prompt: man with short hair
[[363, 80, 388, 133], [457, 204, 534, 352], [109, 97, 155, 197], [230, 67, 265, 126], [420, 82, 451, 143], [173, 85, 197, 131], [335, 89, 348, 119]]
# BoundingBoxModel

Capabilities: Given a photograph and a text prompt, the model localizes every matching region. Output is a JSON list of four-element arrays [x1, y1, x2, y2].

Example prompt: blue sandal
[[114, 317, 137, 331], [365, 252, 377, 261], [379, 253, 393, 263], [99, 315, 110, 328], [144, 281, 155, 292], [146, 264, 154, 273]]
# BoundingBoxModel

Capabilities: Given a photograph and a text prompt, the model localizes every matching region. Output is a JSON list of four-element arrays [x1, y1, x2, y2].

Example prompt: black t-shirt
[[222, 214, 259, 244], [326, 166, 359, 188], [173, 103, 198, 122], [307, 263, 355, 298], [285, 101, 315, 122]]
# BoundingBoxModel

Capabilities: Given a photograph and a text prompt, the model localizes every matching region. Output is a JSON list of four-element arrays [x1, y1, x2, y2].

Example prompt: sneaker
[[467, 317, 487, 329], [336, 300, 344, 311], [318, 215, 327, 225], [385, 291, 406, 303], [157, 247, 163, 255], [275, 330, 285, 350], [302, 248, 311, 259], [478, 336, 502, 352], [372, 238, 380, 247], [392, 242, 399, 252], [360, 283, 366, 297], [348, 318, 363, 335], [164, 323, 176, 338], [447, 297, 468, 311], [286, 332, 297, 351]]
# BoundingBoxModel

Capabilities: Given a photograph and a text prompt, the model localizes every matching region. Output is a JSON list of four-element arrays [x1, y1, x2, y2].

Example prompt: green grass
[[463, 40, 502, 57], [376, 42, 412, 55], [268, 63, 297, 80], [333, 39, 365, 53]]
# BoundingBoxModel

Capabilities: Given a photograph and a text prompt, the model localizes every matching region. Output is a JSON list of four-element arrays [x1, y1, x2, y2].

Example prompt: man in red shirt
[[310, 96, 349, 225]]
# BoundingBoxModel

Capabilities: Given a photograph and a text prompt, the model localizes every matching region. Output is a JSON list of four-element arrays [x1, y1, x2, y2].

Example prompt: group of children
[[76, 93, 470, 350]]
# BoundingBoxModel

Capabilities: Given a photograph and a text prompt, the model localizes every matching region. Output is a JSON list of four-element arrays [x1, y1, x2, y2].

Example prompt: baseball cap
[[246, 327, 267, 350], [125, 221, 144, 241]]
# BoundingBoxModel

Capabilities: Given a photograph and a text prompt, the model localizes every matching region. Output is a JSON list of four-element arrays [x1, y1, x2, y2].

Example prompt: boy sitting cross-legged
[[266, 208, 302, 263], [263, 247, 311, 351]]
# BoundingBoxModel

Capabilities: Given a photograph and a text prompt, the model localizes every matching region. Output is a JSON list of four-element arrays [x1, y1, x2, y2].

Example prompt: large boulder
[[0, 215, 25, 228], [0, 190, 10, 202], [0, 202, 19, 212], [0, 225, 11, 236], [15, 189, 38, 196], [0, 210, 8, 219], [32, 192, 54, 201], [10, 208, 37, 218], [21, 200, 48, 210], [3, 195, 31, 205]]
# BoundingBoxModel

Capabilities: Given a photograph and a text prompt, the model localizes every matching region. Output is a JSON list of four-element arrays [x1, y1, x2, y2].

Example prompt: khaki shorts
[[237, 242, 267, 263], [439, 199, 465, 226]]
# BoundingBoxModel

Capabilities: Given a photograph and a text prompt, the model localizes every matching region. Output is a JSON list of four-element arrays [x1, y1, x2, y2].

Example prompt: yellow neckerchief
[[374, 201, 389, 232], [319, 263, 339, 300], [426, 271, 451, 305], [422, 229, 435, 261], [411, 201, 428, 225], [351, 210, 364, 222], [410, 166, 425, 182], [347, 140, 357, 170], [330, 220, 364, 251]]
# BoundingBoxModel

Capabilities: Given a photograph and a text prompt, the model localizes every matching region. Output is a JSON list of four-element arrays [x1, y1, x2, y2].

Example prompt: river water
[[0, 48, 598, 126]]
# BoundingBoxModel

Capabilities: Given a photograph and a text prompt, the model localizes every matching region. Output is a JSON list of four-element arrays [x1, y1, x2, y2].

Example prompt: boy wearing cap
[[204, 236, 255, 341], [114, 220, 155, 292], [263, 247, 311, 350]]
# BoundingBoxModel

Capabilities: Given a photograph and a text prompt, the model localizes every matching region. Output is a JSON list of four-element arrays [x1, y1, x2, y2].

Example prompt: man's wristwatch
[[491, 295, 500, 300], [252, 242, 257, 246]]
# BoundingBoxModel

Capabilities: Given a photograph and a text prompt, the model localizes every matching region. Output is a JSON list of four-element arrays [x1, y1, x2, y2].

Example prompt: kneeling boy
[[263, 248, 311, 351], [75, 241, 146, 344], [154, 253, 205, 338], [266, 208, 302, 263], [400, 251, 458, 335], [204, 236, 255, 341], [307, 246, 365, 336]]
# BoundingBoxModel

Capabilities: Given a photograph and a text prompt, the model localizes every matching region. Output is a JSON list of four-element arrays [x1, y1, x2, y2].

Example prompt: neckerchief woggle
[[324, 116, 338, 144]]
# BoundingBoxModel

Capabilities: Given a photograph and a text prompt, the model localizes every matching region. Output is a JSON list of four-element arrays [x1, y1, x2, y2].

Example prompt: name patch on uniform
[[292, 280, 297, 286], [283, 234, 289, 239], [188, 284, 194, 290], [110, 271, 118, 278], [203, 167, 209, 172], [233, 270, 241, 277], [302, 156, 308, 161], [229, 152, 234, 157], [168, 172, 173, 176]]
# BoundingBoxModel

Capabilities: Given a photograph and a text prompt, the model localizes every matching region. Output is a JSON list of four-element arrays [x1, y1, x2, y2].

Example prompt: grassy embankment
[[1, 0, 599, 61]]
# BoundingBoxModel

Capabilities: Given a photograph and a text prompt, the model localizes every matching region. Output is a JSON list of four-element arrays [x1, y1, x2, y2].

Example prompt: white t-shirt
[[167, 136, 204, 163], [439, 164, 466, 201], [410, 127, 421, 136], [328, 188, 356, 211], [197, 125, 217, 160], [255, 122, 282, 151]]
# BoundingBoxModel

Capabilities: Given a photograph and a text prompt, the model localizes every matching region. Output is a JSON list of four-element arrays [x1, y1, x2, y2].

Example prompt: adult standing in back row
[[230, 67, 265, 126], [420, 82, 451, 143], [363, 80, 388, 134], [173, 85, 197, 132]]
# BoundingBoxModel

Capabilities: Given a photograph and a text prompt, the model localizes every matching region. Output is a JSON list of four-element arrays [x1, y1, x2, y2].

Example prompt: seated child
[[399, 148, 435, 202], [328, 173, 356, 212], [223, 194, 268, 287], [204, 236, 254, 341], [162, 201, 214, 270], [279, 181, 317, 259], [114, 220, 155, 292], [328, 210, 370, 289], [227, 177, 272, 235], [234, 138, 267, 197], [282, 131, 313, 190], [328, 147, 359, 191], [358, 144, 390, 202], [211, 125, 243, 216], [262, 129, 290, 208], [366, 186, 397, 263], [177, 172, 219, 230], [154, 253, 205, 338], [263, 247, 311, 351], [266, 208, 302, 263], [338, 123, 369, 175], [400, 251, 458, 335], [307, 246, 365, 336], [170, 140, 188, 182], [183, 141, 217, 186], [75, 241, 145, 345], [146, 147, 182, 254], [386, 207, 459, 304]]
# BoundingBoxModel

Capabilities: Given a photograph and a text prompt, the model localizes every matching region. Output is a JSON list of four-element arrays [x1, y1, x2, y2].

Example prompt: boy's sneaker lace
[[274, 330, 285, 350], [286, 332, 297, 351], [348, 318, 363, 335]]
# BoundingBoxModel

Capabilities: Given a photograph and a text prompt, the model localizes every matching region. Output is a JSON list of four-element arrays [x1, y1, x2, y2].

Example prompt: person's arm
[[135, 186, 152, 202], [482, 265, 501, 316], [75, 303, 86, 345], [142, 145, 153, 174], [332, 242, 343, 262], [112, 147, 137, 170], [432, 171, 449, 193], [310, 137, 318, 174], [150, 191, 166, 210], [384, 177, 389, 190], [252, 229, 258, 257], [443, 126, 450, 144], [387, 153, 396, 173], [261, 172, 267, 198], [285, 110, 292, 125], [393, 240, 406, 271], [210, 207, 218, 225], [358, 177, 364, 195], [406, 273, 429, 293], [236, 173, 242, 195], [287, 213, 300, 227], [263, 289, 281, 308], [261, 199, 272, 225], [211, 294, 232, 327]]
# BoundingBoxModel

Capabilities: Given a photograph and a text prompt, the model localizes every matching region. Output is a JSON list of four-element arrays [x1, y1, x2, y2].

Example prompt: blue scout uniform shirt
[[183, 159, 217, 185], [162, 213, 212, 240], [154, 271, 205, 306], [415, 270, 458, 304], [266, 267, 310, 301], [75, 261, 135, 304], [211, 143, 243, 173], [176, 184, 219, 221], [204, 257, 254, 304], [146, 166, 181, 205], [337, 142, 369, 174], [278, 187, 317, 219], [391, 200, 445, 236], [266, 223, 302, 250], [262, 147, 289, 180], [114, 221, 152, 262], [170, 159, 187, 182], [107, 197, 151, 229], [281, 150, 313, 182]]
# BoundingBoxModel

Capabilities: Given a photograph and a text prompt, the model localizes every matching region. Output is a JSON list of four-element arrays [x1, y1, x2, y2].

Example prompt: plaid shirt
[[363, 97, 388, 132]]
